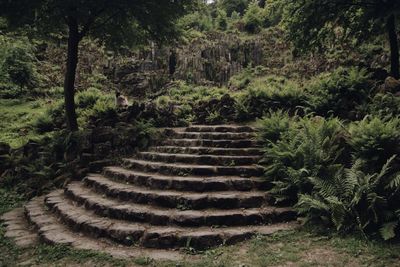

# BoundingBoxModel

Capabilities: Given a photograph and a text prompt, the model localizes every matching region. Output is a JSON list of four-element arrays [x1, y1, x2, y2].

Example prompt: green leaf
[[380, 222, 398, 241]]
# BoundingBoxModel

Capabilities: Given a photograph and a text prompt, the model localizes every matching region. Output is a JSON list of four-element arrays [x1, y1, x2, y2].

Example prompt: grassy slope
[[0, 99, 49, 148]]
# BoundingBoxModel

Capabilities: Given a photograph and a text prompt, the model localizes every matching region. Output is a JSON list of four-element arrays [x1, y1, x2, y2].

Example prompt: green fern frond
[[380, 221, 398, 240]]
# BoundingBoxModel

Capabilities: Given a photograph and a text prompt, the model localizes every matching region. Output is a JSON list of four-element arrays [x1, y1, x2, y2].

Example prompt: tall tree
[[281, 0, 400, 78], [0, 0, 194, 131]]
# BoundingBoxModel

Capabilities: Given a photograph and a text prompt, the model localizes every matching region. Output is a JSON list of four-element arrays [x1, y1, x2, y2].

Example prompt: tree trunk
[[64, 17, 80, 131], [387, 14, 399, 79]]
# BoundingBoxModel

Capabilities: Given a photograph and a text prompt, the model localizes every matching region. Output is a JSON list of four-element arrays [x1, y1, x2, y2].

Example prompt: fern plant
[[296, 156, 400, 240], [348, 116, 400, 171], [261, 116, 347, 204]]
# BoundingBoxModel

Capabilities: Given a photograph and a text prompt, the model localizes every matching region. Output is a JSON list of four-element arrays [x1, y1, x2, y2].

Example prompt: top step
[[186, 125, 256, 133]]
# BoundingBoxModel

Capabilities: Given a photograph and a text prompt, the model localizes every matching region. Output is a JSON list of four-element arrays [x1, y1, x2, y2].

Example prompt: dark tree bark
[[64, 17, 80, 131], [387, 14, 399, 79]]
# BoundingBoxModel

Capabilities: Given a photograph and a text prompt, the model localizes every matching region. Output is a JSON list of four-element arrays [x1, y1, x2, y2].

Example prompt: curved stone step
[[79, 176, 268, 209], [137, 152, 260, 166], [41, 191, 296, 250], [172, 132, 256, 140], [122, 158, 264, 177], [103, 166, 270, 192], [162, 139, 260, 148], [148, 146, 263, 156], [63, 185, 294, 227], [1, 208, 38, 248], [185, 125, 255, 133], [24, 197, 184, 260]]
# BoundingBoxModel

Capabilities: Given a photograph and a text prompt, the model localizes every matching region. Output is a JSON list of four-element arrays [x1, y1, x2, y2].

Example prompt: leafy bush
[[348, 116, 400, 170], [215, 8, 228, 31], [296, 157, 400, 240], [257, 110, 292, 146], [228, 66, 267, 90], [33, 100, 64, 133], [261, 115, 346, 204], [243, 1, 265, 33], [0, 36, 40, 97], [305, 67, 371, 119], [34, 114, 54, 134], [235, 75, 307, 121], [365, 93, 400, 118], [76, 87, 104, 109]]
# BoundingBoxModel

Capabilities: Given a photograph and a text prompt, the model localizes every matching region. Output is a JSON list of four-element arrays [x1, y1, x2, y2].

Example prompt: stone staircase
[[2, 125, 296, 260]]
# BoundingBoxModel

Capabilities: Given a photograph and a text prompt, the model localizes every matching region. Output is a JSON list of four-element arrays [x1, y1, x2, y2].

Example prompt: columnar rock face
[[2, 125, 296, 258]]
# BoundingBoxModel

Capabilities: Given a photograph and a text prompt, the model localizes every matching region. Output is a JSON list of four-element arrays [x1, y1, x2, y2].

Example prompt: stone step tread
[[62, 186, 294, 227], [138, 152, 260, 160], [1, 208, 39, 248], [105, 166, 265, 182], [43, 191, 296, 249], [164, 138, 260, 143], [83, 175, 267, 200], [24, 197, 184, 260], [103, 166, 269, 192], [162, 139, 261, 148], [81, 176, 268, 209], [172, 132, 256, 140], [137, 152, 260, 164], [175, 131, 255, 136], [185, 125, 256, 132], [149, 146, 263, 156], [123, 158, 263, 173]]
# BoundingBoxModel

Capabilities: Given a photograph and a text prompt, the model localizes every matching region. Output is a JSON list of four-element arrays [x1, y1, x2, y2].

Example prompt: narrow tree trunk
[[64, 17, 80, 131], [387, 14, 399, 79]]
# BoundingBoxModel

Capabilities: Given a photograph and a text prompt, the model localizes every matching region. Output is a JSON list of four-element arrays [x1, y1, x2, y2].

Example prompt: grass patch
[[0, 98, 49, 148]]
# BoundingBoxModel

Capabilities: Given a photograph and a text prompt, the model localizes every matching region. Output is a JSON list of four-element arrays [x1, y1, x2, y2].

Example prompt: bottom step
[[20, 197, 297, 253]]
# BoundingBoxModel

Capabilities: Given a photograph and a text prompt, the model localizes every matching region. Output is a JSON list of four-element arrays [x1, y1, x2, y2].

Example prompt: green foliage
[[215, 8, 228, 31], [179, 6, 214, 33], [0, 99, 49, 148], [235, 75, 306, 121], [228, 66, 267, 90], [243, 1, 265, 33], [257, 110, 292, 146], [296, 157, 400, 240], [218, 0, 250, 16], [348, 116, 400, 170], [365, 93, 400, 118], [0, 36, 41, 97], [305, 67, 371, 119], [261, 115, 345, 204], [164, 80, 231, 104], [280, 0, 397, 54]]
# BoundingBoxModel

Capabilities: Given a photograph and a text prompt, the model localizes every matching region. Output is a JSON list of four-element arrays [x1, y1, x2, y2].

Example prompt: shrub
[[256, 110, 293, 146], [34, 114, 54, 134], [261, 116, 346, 204], [243, 1, 265, 33], [296, 157, 400, 240], [88, 96, 116, 122], [33, 100, 64, 133], [215, 8, 228, 31], [228, 66, 267, 90], [305, 67, 371, 119], [365, 93, 400, 118], [76, 87, 103, 109], [348, 116, 400, 170], [235, 75, 307, 121], [0, 37, 40, 96]]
